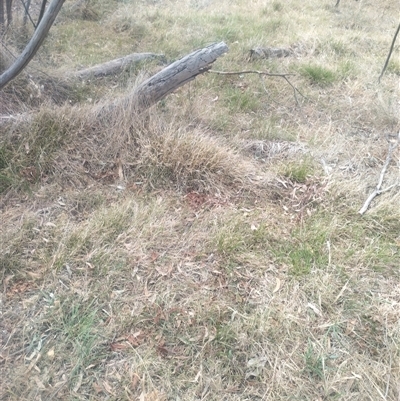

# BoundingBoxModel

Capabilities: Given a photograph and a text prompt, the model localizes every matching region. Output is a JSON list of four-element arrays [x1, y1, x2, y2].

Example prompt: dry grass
[[1, 0, 400, 400]]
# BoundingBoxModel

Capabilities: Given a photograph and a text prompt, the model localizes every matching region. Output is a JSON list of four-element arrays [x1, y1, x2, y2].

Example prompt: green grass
[[224, 86, 261, 113], [304, 341, 325, 380], [387, 60, 400, 76], [300, 64, 337, 86], [41, 297, 104, 391], [282, 158, 316, 183]]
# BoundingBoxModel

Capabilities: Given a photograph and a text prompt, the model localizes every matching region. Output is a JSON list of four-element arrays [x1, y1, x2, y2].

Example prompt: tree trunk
[[23, 0, 32, 26], [0, 0, 65, 90], [0, 1, 5, 27], [72, 53, 167, 79], [106, 41, 228, 114], [5, 0, 12, 25], [37, 0, 47, 27]]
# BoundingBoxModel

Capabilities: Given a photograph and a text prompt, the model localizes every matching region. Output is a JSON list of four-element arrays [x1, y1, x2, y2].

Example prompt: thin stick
[[209, 69, 294, 77], [378, 21, 400, 83], [358, 131, 400, 214], [208, 69, 307, 105], [21, 0, 36, 28]]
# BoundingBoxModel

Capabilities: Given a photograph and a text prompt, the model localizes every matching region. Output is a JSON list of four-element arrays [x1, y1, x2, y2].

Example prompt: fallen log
[[104, 41, 228, 113], [249, 47, 291, 60], [72, 52, 167, 79]]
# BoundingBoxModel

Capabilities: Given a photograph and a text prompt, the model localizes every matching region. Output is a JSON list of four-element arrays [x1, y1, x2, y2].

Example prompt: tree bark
[[378, 21, 400, 83], [0, 1, 4, 27], [5, 0, 12, 25], [37, 0, 47, 27], [71, 53, 167, 79], [23, 0, 32, 27], [0, 0, 65, 90], [107, 41, 228, 113]]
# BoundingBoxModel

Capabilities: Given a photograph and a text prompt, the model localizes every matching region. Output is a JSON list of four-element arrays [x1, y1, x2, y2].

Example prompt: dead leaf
[[307, 302, 322, 316], [272, 278, 281, 293], [33, 376, 46, 390], [155, 265, 173, 276], [47, 348, 55, 360], [117, 160, 124, 180], [93, 382, 103, 394], [85, 262, 94, 269], [143, 390, 166, 401], [110, 342, 128, 351], [45, 222, 57, 228], [127, 332, 144, 347], [3, 275, 14, 295], [246, 356, 268, 379], [27, 271, 42, 280], [131, 373, 140, 390], [73, 372, 83, 392], [102, 380, 115, 395], [157, 337, 168, 357]]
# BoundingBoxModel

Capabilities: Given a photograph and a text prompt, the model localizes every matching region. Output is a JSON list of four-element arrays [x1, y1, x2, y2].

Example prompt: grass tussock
[[1, 104, 256, 195], [1, 0, 400, 400]]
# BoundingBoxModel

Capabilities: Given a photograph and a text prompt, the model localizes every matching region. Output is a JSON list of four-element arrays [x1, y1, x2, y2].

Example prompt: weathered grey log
[[107, 41, 228, 113], [72, 53, 167, 79], [249, 47, 291, 60]]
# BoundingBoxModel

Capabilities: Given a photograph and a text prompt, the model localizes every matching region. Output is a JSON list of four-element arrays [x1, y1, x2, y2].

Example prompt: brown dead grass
[[1, 0, 400, 400]]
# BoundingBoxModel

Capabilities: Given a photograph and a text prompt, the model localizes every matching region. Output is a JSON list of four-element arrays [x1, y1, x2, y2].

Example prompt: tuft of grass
[[52, 298, 103, 386], [214, 211, 276, 267], [338, 59, 356, 79], [303, 341, 325, 380], [272, 2, 284, 12], [386, 60, 400, 76], [0, 146, 13, 193], [272, 217, 330, 277], [300, 64, 337, 86], [224, 86, 261, 113], [282, 158, 316, 183]]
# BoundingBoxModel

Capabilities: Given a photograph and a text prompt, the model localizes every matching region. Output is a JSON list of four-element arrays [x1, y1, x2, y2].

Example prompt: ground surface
[[1, 0, 399, 400]]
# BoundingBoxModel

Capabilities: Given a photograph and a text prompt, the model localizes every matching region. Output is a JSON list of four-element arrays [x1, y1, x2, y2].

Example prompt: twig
[[209, 69, 294, 77], [378, 21, 400, 83], [208, 69, 307, 106], [20, 0, 37, 29], [358, 131, 400, 214]]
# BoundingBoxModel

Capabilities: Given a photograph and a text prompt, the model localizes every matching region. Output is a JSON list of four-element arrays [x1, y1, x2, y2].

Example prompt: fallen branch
[[71, 53, 167, 79], [249, 47, 291, 60], [358, 131, 400, 214], [208, 69, 306, 106], [105, 42, 229, 113]]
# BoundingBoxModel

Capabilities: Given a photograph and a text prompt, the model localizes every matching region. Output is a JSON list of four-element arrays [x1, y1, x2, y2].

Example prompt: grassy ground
[[1, 0, 399, 400]]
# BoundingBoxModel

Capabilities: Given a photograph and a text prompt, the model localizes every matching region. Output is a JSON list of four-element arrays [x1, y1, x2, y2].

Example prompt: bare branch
[[378, 21, 400, 83], [0, 0, 65, 90], [209, 69, 294, 78], [359, 131, 400, 214], [208, 69, 307, 106]]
